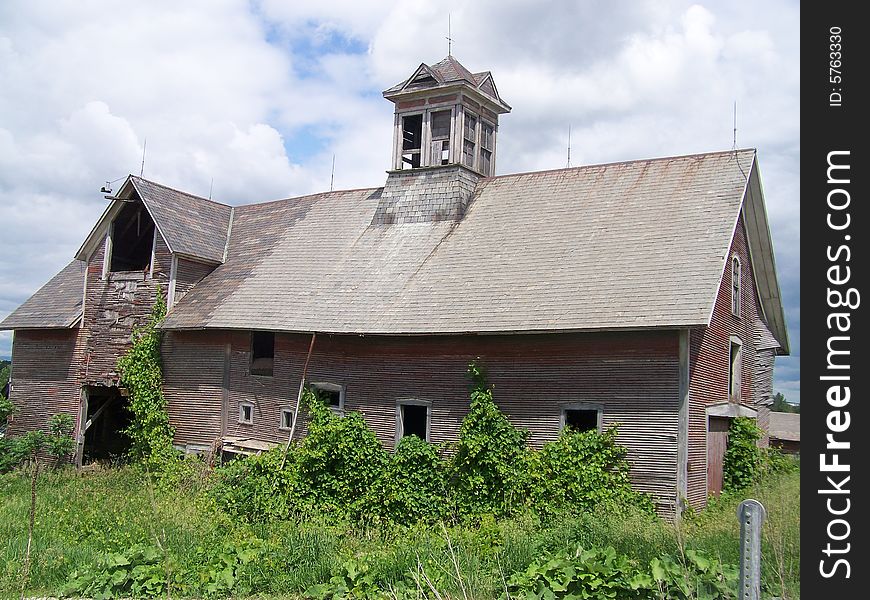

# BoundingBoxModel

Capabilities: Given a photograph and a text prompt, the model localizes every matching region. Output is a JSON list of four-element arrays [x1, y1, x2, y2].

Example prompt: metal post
[[736, 499, 766, 600]]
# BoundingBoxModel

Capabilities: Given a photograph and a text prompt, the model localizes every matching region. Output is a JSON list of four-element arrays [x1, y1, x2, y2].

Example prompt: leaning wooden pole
[[280, 332, 317, 469]]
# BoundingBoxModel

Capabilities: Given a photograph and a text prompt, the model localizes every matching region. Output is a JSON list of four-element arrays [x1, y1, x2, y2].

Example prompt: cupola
[[383, 55, 511, 176]]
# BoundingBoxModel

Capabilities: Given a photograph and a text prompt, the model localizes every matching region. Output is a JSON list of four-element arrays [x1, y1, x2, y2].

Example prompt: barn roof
[[130, 177, 232, 264], [3, 148, 789, 350], [74, 176, 233, 266], [159, 148, 785, 347], [769, 411, 800, 442], [0, 260, 84, 330]]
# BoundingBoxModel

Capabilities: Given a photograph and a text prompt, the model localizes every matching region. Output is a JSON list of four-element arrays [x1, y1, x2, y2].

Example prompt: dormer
[[383, 55, 511, 176]]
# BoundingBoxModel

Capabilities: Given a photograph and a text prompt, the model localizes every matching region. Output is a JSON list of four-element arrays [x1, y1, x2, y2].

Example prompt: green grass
[[0, 465, 800, 598]]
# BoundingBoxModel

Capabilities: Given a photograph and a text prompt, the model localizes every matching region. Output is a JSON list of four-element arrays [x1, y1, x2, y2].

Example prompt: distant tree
[[0, 361, 10, 399], [772, 392, 799, 413]]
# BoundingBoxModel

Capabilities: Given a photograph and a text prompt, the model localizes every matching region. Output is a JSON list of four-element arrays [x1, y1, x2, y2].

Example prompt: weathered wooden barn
[[0, 55, 788, 515]]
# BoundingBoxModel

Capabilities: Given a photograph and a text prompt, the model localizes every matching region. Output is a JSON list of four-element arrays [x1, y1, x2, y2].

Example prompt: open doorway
[[81, 385, 132, 464]]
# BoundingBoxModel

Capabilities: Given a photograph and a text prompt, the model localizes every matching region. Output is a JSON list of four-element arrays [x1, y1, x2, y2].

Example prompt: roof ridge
[[235, 186, 383, 210], [131, 175, 233, 208], [489, 148, 756, 181]]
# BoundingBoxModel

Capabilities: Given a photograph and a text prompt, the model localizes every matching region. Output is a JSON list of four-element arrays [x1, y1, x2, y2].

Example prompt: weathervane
[[446, 14, 453, 56]]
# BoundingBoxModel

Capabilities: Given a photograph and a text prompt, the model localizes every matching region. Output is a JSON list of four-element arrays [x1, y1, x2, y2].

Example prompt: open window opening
[[430, 110, 452, 166], [250, 331, 274, 377], [479, 122, 494, 175], [397, 401, 429, 442], [729, 339, 742, 400], [239, 402, 254, 425], [109, 201, 155, 272], [462, 113, 477, 169], [279, 407, 295, 430], [81, 385, 132, 464], [401, 114, 423, 169], [312, 382, 344, 412], [731, 256, 741, 317], [561, 404, 602, 433]]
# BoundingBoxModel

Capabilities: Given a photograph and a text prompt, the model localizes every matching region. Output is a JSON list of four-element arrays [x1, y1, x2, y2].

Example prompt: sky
[[0, 0, 800, 404]]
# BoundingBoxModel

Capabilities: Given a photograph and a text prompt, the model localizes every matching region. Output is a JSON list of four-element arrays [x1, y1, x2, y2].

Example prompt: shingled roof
[[769, 411, 800, 442], [0, 260, 84, 330], [131, 177, 232, 264], [160, 149, 786, 347]]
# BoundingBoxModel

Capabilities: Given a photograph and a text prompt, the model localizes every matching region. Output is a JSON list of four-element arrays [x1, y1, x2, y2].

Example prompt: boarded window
[[430, 110, 451, 166], [431, 110, 451, 139], [239, 403, 254, 424], [398, 402, 429, 441], [251, 331, 274, 377], [109, 201, 155, 272], [479, 121, 494, 175], [401, 114, 423, 169], [729, 340, 742, 399], [279, 408, 294, 430], [563, 408, 600, 433], [463, 113, 477, 169], [731, 256, 741, 317]]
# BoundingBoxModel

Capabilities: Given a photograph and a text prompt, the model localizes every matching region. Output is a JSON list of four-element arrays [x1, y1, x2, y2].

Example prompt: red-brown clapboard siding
[[687, 214, 768, 509], [161, 330, 226, 445], [173, 258, 216, 305], [6, 328, 86, 436], [166, 329, 681, 514], [79, 229, 170, 387]]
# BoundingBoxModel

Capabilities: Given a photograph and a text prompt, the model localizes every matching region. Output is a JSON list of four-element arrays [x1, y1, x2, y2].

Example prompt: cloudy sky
[[0, 0, 800, 403]]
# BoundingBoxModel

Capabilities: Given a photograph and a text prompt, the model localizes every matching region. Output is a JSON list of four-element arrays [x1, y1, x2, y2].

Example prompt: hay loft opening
[[109, 200, 155, 272]]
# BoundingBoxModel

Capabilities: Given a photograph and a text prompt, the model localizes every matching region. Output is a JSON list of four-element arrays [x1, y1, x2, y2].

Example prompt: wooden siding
[[753, 348, 775, 447], [172, 258, 216, 306], [79, 226, 170, 386], [162, 330, 227, 445], [6, 328, 85, 436], [687, 214, 774, 509], [164, 329, 683, 515]]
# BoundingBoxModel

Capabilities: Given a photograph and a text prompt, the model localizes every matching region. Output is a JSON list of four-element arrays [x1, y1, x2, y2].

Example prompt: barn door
[[707, 416, 731, 496]]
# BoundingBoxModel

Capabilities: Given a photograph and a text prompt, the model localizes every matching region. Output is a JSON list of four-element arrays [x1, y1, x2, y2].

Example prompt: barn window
[[731, 256, 741, 317], [561, 403, 603, 433], [430, 110, 452, 166], [312, 382, 344, 413], [462, 112, 478, 169], [729, 338, 742, 400], [400, 114, 423, 169], [250, 331, 274, 377], [396, 401, 430, 443], [239, 402, 254, 425], [279, 407, 294, 430], [108, 201, 156, 272], [479, 121, 494, 175]]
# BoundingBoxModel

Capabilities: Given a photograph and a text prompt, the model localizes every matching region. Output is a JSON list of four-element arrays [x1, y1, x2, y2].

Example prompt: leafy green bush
[[507, 545, 738, 600], [367, 434, 449, 524], [722, 417, 762, 491], [450, 361, 530, 519], [211, 447, 294, 522], [529, 427, 656, 518], [293, 390, 389, 520], [62, 545, 167, 599], [0, 413, 76, 472]]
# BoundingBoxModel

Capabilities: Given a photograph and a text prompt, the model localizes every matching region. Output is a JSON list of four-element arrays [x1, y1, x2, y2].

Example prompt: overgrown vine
[[117, 289, 175, 471], [722, 416, 762, 491]]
